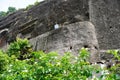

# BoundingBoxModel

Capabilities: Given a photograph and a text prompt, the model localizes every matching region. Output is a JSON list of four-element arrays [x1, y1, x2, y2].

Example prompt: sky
[[0, 0, 44, 11]]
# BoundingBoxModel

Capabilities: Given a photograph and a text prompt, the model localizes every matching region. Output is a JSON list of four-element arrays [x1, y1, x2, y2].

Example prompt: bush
[[1, 48, 97, 80], [26, 4, 34, 10], [7, 38, 32, 60], [7, 7, 16, 15], [106, 50, 120, 80], [26, 1, 40, 10], [29, 49, 95, 80], [0, 38, 119, 80], [0, 11, 7, 18], [0, 50, 9, 73]]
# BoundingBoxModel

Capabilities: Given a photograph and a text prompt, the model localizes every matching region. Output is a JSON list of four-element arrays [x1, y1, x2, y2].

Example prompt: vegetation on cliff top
[[0, 7, 16, 18], [0, 1, 40, 18]]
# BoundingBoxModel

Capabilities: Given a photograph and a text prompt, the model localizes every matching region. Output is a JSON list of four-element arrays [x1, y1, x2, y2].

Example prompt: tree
[[7, 7, 16, 14], [0, 7, 16, 18], [0, 11, 7, 18], [26, 4, 34, 10]]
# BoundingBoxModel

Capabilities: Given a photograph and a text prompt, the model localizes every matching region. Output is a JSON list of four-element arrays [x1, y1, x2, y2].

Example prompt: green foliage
[[26, 4, 34, 10], [29, 50, 94, 80], [107, 50, 120, 60], [7, 38, 32, 60], [106, 50, 120, 80], [1, 48, 96, 80], [0, 1, 40, 18], [26, 1, 40, 10], [0, 38, 119, 80], [0, 7, 16, 18], [0, 50, 9, 73], [0, 11, 7, 18], [34, 1, 40, 6], [0, 1, 39, 18], [7, 7, 16, 15]]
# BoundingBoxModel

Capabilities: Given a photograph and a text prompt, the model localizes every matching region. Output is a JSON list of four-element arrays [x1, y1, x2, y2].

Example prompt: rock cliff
[[89, 0, 120, 49], [0, 0, 120, 63]]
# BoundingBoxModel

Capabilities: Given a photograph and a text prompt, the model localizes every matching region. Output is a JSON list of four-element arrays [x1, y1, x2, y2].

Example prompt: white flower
[[75, 57, 78, 60], [35, 62, 37, 64], [9, 64, 12, 67], [8, 70, 11, 72], [23, 70, 28, 72], [54, 56, 57, 59], [48, 69, 51, 72], [63, 70, 66, 74], [56, 62, 60, 66]]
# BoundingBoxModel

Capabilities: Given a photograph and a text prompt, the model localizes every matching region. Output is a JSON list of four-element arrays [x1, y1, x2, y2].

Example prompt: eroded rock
[[89, 0, 120, 49], [0, 0, 89, 47], [30, 21, 100, 63]]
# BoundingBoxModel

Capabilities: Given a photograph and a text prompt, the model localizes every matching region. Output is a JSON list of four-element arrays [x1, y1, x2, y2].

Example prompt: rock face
[[89, 0, 120, 49], [0, 0, 89, 44], [0, 0, 120, 62], [30, 21, 100, 63]]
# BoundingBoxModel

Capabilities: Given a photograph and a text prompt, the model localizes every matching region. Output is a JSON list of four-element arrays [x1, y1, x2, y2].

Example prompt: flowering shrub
[[0, 38, 119, 80]]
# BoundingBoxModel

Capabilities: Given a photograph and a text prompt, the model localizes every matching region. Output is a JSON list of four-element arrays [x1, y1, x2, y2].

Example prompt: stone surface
[[30, 21, 100, 63], [0, 0, 89, 48], [89, 0, 120, 49]]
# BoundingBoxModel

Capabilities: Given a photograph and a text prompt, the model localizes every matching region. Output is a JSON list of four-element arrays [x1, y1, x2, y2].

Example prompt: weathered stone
[[0, 0, 89, 47], [30, 21, 100, 63], [89, 0, 120, 49]]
